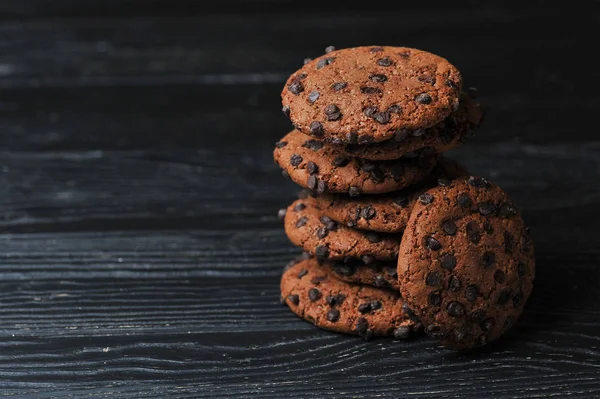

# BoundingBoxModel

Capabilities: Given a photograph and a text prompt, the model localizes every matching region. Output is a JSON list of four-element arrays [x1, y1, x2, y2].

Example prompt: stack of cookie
[[274, 46, 535, 349]]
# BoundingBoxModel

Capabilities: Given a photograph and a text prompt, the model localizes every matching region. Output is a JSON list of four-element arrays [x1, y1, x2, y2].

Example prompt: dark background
[[1, 1, 599, 397]]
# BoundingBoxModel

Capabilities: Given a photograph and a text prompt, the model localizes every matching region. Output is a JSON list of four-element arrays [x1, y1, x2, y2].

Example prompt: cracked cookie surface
[[281, 257, 419, 339], [282, 46, 462, 143], [397, 176, 535, 350]]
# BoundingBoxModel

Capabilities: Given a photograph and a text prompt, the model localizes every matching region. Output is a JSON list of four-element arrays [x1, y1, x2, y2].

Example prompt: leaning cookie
[[282, 46, 462, 143], [313, 157, 468, 233], [282, 197, 401, 262], [322, 259, 400, 291], [397, 176, 535, 350], [281, 257, 420, 339], [274, 129, 438, 195], [332, 94, 483, 161]]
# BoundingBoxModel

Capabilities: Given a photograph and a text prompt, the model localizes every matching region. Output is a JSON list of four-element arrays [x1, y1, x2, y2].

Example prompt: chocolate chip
[[415, 93, 432, 104], [499, 202, 518, 218], [360, 86, 382, 95], [370, 300, 382, 311], [294, 202, 306, 212], [465, 284, 479, 302], [319, 215, 332, 225], [373, 111, 391, 124], [418, 193, 434, 205], [377, 57, 393, 66], [441, 219, 457, 235], [394, 129, 409, 142], [316, 57, 334, 69], [282, 106, 290, 117], [428, 291, 442, 306], [307, 175, 317, 190], [513, 292, 524, 308], [497, 290, 511, 305], [310, 276, 325, 285], [393, 195, 409, 207], [316, 179, 327, 195], [418, 75, 435, 84], [335, 293, 346, 305], [324, 104, 339, 115], [369, 168, 385, 183], [360, 206, 376, 220], [356, 317, 372, 340], [438, 178, 451, 186], [402, 303, 420, 322], [494, 269, 506, 283], [346, 131, 358, 144], [361, 255, 375, 265], [308, 91, 320, 104], [471, 309, 486, 322], [480, 318, 495, 332], [302, 139, 323, 151], [306, 161, 319, 175], [504, 231, 514, 254], [481, 251, 496, 268], [484, 220, 494, 235], [426, 271, 442, 287], [424, 325, 444, 338], [466, 221, 481, 244], [326, 309, 340, 322], [357, 135, 373, 145], [358, 303, 372, 314], [517, 262, 527, 277], [275, 141, 288, 149], [369, 73, 388, 83], [457, 193, 473, 208], [467, 176, 489, 188], [333, 156, 349, 167], [374, 275, 387, 287], [370, 46, 384, 52], [348, 186, 361, 197], [295, 216, 308, 228], [334, 263, 355, 276], [287, 294, 299, 305], [309, 121, 324, 137], [365, 232, 381, 243], [288, 80, 304, 95], [440, 254, 457, 270], [315, 245, 329, 261], [386, 104, 402, 114], [308, 288, 321, 301], [277, 208, 286, 219], [478, 202, 496, 216], [324, 45, 336, 53], [447, 301, 465, 318], [316, 227, 328, 239], [361, 162, 376, 172], [412, 129, 426, 137], [385, 267, 397, 277], [445, 79, 457, 88], [290, 154, 303, 167], [393, 326, 412, 340], [325, 295, 337, 306], [424, 236, 442, 250], [449, 275, 461, 292], [332, 82, 347, 91], [303, 58, 312, 65], [326, 221, 337, 231]]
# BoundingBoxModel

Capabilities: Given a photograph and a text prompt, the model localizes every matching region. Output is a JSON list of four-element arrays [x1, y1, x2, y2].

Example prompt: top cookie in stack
[[276, 45, 482, 197]]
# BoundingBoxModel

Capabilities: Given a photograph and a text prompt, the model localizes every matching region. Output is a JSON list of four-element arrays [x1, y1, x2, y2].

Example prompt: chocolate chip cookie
[[397, 176, 535, 350], [322, 259, 400, 291], [281, 257, 420, 339], [283, 197, 401, 262], [274, 129, 438, 195], [332, 94, 483, 160], [282, 46, 462, 143], [313, 157, 468, 233]]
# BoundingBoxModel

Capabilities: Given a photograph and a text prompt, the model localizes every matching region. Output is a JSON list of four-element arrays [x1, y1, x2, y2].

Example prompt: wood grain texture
[[1, 3, 599, 398]]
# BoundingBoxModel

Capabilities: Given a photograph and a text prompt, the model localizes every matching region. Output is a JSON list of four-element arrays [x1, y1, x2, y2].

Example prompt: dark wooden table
[[1, 2, 599, 397]]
